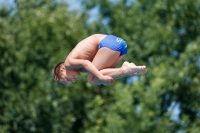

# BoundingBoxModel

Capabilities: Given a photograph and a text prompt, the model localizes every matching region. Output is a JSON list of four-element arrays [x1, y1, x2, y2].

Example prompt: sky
[[0, 0, 14, 6], [0, 0, 182, 122], [0, 0, 98, 23], [0, 0, 81, 9]]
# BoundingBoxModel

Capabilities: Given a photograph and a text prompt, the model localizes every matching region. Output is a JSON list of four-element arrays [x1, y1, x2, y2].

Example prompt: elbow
[[87, 73, 95, 85], [82, 60, 90, 67]]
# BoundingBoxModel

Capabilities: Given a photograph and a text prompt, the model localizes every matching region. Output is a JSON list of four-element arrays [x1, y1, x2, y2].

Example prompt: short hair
[[52, 62, 64, 83]]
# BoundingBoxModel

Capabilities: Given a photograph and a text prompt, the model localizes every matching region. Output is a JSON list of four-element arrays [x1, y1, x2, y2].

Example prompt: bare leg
[[121, 62, 147, 76], [87, 47, 147, 85], [99, 61, 147, 80], [88, 61, 147, 85], [87, 47, 121, 84], [91, 47, 121, 69]]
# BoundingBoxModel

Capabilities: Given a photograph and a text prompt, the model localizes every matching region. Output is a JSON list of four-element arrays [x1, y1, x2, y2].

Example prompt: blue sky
[[0, 0, 14, 6], [0, 0, 98, 23], [0, 0, 183, 121], [0, 0, 80, 9]]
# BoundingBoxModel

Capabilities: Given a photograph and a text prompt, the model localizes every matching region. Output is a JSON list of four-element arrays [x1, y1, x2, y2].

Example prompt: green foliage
[[0, 0, 88, 132], [82, 0, 200, 132], [1, 0, 200, 133]]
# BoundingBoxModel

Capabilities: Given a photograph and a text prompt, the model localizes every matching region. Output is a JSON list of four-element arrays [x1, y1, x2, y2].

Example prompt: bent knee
[[87, 73, 95, 84], [87, 73, 100, 85]]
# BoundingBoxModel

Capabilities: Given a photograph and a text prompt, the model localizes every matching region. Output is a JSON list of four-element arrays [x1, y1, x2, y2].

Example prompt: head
[[52, 62, 80, 85]]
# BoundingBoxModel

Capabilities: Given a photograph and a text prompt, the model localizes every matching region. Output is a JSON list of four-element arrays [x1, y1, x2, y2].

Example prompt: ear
[[59, 65, 66, 71]]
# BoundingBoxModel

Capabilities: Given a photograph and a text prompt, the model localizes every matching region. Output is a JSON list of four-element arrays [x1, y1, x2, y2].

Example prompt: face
[[59, 65, 80, 85]]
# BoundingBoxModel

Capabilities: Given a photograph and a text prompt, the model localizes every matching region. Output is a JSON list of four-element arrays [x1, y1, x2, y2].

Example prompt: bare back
[[67, 34, 107, 61]]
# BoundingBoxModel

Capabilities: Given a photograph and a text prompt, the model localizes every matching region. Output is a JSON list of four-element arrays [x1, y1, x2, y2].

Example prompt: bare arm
[[87, 68, 125, 85], [67, 58, 114, 84], [87, 72, 102, 85], [87, 62, 147, 85]]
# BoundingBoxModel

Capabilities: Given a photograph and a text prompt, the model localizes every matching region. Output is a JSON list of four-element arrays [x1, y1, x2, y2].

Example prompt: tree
[[1, 0, 200, 132], [81, 0, 200, 132], [0, 0, 90, 132]]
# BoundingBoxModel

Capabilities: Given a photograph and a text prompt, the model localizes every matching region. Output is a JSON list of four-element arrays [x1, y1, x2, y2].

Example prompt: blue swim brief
[[98, 35, 128, 56]]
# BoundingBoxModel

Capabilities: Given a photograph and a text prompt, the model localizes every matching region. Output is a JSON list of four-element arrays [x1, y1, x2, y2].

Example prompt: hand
[[99, 76, 115, 85]]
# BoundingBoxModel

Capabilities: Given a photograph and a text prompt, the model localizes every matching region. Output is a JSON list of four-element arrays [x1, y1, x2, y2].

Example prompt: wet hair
[[52, 62, 64, 83]]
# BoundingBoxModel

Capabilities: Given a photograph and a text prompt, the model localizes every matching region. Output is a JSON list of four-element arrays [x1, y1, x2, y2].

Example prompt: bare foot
[[121, 61, 147, 76], [130, 62, 147, 75]]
